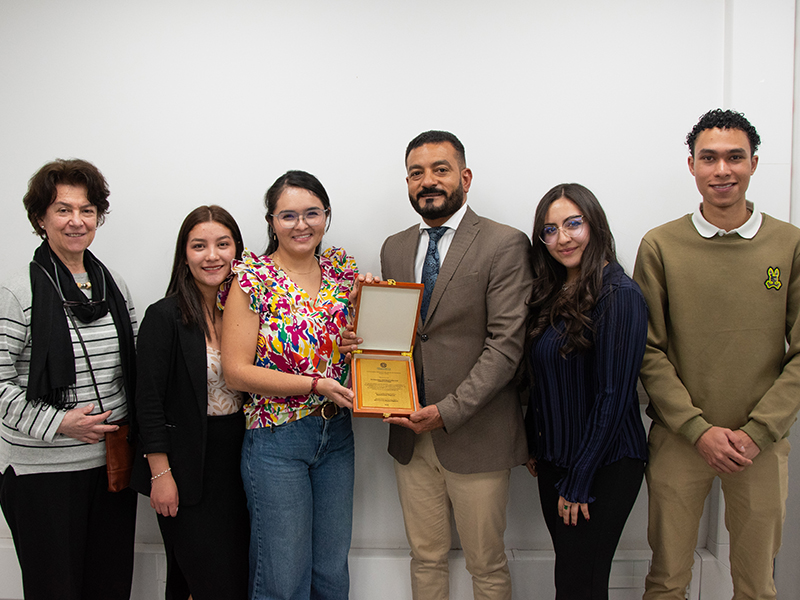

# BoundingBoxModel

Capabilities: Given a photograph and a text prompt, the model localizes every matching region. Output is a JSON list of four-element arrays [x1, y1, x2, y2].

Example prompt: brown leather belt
[[308, 402, 339, 420]]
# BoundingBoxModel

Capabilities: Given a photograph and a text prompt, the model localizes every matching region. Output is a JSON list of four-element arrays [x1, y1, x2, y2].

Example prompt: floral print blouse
[[219, 247, 357, 429]]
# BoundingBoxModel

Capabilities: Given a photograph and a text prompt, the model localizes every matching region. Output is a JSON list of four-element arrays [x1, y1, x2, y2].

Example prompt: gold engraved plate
[[356, 358, 414, 411], [351, 280, 423, 417]]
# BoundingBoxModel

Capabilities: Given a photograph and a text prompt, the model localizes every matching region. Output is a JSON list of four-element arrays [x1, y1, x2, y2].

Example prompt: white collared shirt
[[413, 202, 469, 283], [691, 200, 762, 239]]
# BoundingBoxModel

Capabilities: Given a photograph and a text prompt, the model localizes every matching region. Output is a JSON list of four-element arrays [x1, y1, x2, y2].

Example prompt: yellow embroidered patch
[[765, 267, 782, 290]]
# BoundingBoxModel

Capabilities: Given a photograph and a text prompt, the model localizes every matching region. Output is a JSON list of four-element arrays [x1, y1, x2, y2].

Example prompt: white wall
[[0, 1, 796, 598]]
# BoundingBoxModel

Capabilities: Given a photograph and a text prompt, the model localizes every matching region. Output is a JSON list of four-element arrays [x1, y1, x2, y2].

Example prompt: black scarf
[[27, 241, 136, 414]]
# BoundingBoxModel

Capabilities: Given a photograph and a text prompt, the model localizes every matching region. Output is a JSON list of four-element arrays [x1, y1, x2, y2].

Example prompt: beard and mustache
[[409, 183, 464, 221]]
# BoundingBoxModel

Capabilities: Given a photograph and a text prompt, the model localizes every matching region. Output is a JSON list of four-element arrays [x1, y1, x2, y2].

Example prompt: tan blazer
[[381, 206, 532, 474]]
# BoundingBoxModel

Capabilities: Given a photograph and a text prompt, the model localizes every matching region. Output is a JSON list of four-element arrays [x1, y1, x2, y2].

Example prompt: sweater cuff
[[740, 420, 772, 450], [42, 408, 68, 444], [679, 415, 712, 445]]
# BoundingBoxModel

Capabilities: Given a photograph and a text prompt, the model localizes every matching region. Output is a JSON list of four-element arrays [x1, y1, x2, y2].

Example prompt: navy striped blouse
[[526, 262, 648, 504]]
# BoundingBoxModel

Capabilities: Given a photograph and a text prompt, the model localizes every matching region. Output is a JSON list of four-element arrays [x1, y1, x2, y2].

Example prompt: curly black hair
[[686, 109, 761, 157]]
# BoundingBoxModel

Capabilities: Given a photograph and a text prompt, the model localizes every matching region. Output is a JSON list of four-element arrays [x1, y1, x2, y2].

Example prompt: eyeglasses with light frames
[[539, 215, 586, 246], [269, 208, 329, 229]]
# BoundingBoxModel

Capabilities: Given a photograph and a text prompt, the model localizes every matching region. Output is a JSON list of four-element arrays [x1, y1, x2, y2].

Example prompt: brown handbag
[[103, 420, 134, 492]]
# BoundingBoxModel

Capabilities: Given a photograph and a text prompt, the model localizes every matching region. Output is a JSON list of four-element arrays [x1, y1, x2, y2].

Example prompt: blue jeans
[[241, 408, 354, 600]]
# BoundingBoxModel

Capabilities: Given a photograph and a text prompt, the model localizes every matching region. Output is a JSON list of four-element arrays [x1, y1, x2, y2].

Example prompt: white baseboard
[[0, 539, 22, 600], [0, 540, 735, 600]]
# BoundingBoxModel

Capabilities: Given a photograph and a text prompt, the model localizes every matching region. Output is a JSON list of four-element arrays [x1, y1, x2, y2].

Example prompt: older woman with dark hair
[[0, 159, 138, 600], [132, 205, 250, 600], [525, 183, 648, 600]]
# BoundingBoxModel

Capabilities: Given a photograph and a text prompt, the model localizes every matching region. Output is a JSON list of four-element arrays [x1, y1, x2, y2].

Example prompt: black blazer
[[130, 296, 243, 505]]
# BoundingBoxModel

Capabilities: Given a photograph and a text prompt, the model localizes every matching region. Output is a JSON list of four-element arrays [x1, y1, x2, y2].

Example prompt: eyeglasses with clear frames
[[270, 208, 329, 229], [540, 215, 586, 246]]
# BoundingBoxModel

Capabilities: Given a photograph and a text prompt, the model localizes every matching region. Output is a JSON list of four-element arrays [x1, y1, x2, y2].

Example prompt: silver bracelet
[[151, 467, 172, 481]]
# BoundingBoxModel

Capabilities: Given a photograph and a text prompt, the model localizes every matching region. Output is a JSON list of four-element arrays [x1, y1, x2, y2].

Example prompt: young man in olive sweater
[[634, 109, 800, 600]]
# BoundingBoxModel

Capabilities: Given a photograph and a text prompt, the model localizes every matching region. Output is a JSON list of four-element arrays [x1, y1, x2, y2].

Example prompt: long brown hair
[[166, 205, 244, 339], [526, 183, 616, 356]]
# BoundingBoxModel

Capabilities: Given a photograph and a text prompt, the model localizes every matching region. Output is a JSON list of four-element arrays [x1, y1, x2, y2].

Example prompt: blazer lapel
[[394, 225, 420, 283], [423, 206, 480, 327], [177, 319, 208, 415]]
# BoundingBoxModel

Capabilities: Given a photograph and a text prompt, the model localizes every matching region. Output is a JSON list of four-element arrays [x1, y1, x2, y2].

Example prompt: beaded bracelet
[[151, 467, 172, 481]]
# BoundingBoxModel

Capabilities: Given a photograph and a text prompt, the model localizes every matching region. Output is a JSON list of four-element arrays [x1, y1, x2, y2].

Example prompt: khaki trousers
[[394, 432, 512, 600], [644, 423, 789, 600]]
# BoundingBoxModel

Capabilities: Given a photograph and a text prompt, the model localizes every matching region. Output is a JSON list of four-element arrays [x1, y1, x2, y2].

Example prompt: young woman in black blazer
[[131, 205, 249, 600]]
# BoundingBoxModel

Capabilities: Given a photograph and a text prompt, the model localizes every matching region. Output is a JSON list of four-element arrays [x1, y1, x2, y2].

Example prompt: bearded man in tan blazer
[[381, 131, 532, 600]]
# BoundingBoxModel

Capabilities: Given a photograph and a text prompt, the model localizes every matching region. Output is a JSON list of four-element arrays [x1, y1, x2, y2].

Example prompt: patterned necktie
[[420, 226, 447, 322]]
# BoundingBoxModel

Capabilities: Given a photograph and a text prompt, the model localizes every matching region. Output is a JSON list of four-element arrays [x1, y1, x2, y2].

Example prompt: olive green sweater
[[633, 213, 800, 449]]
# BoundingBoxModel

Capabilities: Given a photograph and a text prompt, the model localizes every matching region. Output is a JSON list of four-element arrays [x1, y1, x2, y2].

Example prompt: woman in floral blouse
[[221, 170, 360, 600]]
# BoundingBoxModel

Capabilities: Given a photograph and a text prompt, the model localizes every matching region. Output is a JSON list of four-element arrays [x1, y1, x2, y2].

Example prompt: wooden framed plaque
[[351, 280, 423, 418]]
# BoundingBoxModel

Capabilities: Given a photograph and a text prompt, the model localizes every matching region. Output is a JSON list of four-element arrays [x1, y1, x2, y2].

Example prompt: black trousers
[[156, 412, 250, 600], [0, 465, 137, 600], [537, 457, 645, 600]]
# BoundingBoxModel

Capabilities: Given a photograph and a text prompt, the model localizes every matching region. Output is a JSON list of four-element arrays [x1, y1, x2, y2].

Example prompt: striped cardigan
[[0, 268, 137, 475]]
